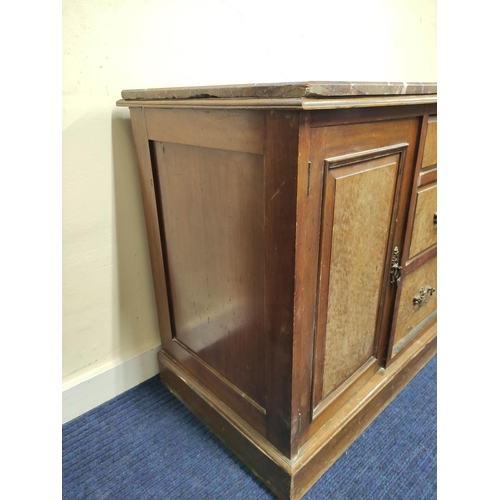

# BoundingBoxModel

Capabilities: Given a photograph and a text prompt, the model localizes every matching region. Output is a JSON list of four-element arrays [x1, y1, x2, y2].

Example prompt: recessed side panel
[[322, 156, 398, 397], [153, 141, 266, 412]]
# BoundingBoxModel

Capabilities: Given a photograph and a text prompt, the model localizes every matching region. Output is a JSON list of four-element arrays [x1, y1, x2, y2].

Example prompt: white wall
[[62, 0, 436, 415]]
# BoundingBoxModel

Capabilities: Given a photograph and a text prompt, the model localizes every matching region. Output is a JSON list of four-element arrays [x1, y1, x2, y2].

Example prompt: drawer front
[[409, 184, 437, 259], [422, 116, 437, 168], [393, 255, 437, 346]]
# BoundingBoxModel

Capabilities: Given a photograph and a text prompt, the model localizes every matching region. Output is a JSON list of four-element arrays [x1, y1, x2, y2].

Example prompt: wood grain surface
[[422, 116, 437, 168], [322, 157, 398, 397], [393, 255, 437, 346], [409, 183, 437, 259], [154, 141, 266, 410], [145, 108, 264, 154]]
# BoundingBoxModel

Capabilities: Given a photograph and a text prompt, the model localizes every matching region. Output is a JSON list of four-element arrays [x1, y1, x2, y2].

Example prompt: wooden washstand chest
[[117, 82, 437, 499]]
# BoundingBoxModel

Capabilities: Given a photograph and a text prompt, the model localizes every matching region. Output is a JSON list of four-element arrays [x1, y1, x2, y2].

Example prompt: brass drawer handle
[[413, 286, 436, 307]]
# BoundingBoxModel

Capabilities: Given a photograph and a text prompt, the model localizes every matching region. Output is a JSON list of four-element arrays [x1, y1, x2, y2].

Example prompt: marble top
[[121, 81, 437, 101]]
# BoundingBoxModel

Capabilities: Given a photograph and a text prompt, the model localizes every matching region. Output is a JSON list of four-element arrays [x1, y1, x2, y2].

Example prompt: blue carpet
[[63, 356, 436, 499]]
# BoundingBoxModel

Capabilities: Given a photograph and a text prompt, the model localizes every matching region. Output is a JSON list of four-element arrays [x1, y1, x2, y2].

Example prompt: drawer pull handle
[[433, 213, 437, 224], [413, 286, 436, 307]]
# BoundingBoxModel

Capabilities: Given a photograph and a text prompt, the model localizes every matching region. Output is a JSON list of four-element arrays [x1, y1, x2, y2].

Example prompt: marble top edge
[[121, 81, 437, 101]]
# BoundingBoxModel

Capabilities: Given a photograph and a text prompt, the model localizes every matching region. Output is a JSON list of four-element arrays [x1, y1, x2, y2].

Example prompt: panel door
[[310, 118, 420, 418]]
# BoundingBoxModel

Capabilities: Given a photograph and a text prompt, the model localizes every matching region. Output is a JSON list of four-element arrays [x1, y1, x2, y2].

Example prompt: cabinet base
[[158, 323, 436, 500]]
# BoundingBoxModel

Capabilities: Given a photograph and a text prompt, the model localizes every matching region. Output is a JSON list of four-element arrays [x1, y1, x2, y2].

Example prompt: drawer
[[408, 184, 437, 259], [392, 255, 437, 348], [422, 116, 437, 168]]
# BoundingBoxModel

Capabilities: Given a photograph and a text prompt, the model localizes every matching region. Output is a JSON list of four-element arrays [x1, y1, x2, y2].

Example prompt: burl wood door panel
[[320, 154, 399, 396], [151, 140, 267, 413]]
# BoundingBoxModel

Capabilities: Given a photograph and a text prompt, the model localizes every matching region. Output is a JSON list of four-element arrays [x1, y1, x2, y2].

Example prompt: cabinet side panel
[[322, 159, 398, 396], [154, 141, 266, 409]]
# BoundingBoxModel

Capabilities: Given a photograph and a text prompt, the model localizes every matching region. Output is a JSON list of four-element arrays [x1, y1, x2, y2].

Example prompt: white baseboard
[[62, 344, 161, 425]]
